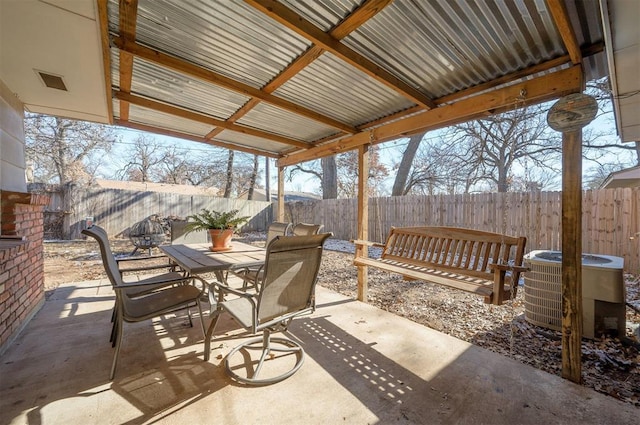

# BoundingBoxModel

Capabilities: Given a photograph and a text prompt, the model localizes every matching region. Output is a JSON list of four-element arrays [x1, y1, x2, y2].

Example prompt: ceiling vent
[[35, 70, 68, 91]]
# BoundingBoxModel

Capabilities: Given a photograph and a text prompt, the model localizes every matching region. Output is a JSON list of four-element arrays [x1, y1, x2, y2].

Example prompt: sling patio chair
[[230, 221, 292, 291], [205, 232, 331, 385], [83, 225, 206, 379], [292, 222, 324, 236]]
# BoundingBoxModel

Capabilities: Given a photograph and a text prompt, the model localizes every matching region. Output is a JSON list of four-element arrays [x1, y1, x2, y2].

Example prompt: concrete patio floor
[[1, 277, 638, 425]]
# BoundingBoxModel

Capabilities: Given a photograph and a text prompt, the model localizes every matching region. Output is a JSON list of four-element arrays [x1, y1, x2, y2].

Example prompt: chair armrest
[[118, 263, 179, 274], [210, 279, 256, 299], [116, 254, 168, 263], [115, 275, 191, 290], [490, 263, 529, 273], [351, 239, 385, 248]]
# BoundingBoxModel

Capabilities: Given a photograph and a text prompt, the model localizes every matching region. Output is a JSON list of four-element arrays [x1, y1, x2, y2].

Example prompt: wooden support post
[[277, 166, 285, 222], [357, 144, 370, 302], [561, 129, 583, 383]]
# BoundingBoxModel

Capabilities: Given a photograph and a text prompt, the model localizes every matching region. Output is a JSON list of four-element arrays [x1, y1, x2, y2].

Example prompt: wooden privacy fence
[[32, 184, 640, 272], [32, 184, 273, 240], [285, 188, 640, 273]]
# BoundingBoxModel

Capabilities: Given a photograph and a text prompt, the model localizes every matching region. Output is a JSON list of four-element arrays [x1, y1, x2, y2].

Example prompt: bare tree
[[337, 147, 388, 198], [157, 146, 189, 184], [118, 135, 167, 182], [24, 114, 116, 184], [391, 132, 424, 196], [321, 157, 338, 199], [457, 103, 561, 192], [247, 155, 259, 200], [288, 156, 337, 199], [223, 150, 234, 198]]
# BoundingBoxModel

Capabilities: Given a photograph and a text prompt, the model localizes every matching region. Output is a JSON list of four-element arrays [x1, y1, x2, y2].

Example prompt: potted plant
[[185, 208, 249, 252]]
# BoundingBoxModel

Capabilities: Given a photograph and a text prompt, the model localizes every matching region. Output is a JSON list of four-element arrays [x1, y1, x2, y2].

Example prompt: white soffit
[[603, 0, 640, 142], [0, 0, 109, 123]]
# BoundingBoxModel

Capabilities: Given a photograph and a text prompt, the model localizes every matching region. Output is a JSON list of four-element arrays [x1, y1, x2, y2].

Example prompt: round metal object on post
[[547, 93, 598, 132]]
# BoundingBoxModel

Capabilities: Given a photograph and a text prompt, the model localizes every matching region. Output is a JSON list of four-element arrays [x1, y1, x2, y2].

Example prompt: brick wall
[[0, 190, 49, 354]]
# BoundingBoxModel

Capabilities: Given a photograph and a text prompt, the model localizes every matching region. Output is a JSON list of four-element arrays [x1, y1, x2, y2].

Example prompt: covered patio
[[1, 0, 640, 421], [1, 276, 637, 424]]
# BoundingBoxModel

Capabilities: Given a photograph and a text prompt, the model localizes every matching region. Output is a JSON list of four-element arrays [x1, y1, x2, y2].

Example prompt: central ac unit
[[523, 250, 626, 339]]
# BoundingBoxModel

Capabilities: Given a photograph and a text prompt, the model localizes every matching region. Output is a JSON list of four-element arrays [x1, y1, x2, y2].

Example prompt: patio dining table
[[159, 240, 266, 283], [160, 241, 267, 341]]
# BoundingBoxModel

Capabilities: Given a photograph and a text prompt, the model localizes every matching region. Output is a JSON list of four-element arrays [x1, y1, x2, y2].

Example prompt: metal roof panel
[[127, 104, 214, 136], [237, 102, 335, 143], [215, 129, 296, 154], [109, 0, 312, 89], [130, 56, 250, 120], [275, 52, 416, 127]]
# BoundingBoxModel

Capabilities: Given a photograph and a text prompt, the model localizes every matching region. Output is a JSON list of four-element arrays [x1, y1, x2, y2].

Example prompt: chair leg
[[110, 319, 118, 347], [204, 310, 222, 361], [110, 311, 124, 380], [196, 299, 206, 338], [224, 330, 305, 386]]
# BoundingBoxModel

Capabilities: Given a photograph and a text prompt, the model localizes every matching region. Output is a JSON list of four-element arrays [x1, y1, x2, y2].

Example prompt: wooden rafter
[[246, 0, 437, 110], [112, 37, 356, 134], [115, 91, 310, 149], [278, 66, 583, 167], [210, 1, 393, 143], [97, 0, 113, 124], [114, 119, 279, 158], [118, 0, 137, 121], [546, 0, 582, 65]]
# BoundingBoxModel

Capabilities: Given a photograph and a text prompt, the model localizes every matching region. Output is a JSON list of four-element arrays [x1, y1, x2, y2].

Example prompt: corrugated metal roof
[[274, 52, 416, 127], [127, 104, 214, 137], [131, 56, 251, 120], [342, 0, 566, 98], [279, 0, 361, 31], [102, 0, 610, 159], [214, 129, 295, 153], [109, 0, 312, 88], [236, 102, 336, 142]]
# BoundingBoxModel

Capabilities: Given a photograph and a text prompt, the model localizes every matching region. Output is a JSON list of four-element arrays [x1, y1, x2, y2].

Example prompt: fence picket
[[35, 185, 640, 272]]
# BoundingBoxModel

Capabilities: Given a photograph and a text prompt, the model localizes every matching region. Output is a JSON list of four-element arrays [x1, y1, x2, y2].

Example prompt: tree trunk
[[321, 156, 338, 199], [392, 133, 423, 196], [223, 150, 234, 198], [247, 155, 259, 200], [265, 157, 271, 202]]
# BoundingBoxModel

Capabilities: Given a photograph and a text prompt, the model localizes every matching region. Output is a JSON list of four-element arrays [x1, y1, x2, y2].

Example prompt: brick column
[[0, 190, 50, 354]]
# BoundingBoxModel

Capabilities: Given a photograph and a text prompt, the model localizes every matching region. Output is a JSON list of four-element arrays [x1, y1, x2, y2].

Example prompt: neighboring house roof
[[600, 166, 640, 189], [238, 188, 321, 202], [95, 179, 220, 196]]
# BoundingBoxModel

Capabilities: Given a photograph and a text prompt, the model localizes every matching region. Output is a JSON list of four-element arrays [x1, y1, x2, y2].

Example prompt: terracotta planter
[[208, 228, 234, 252]]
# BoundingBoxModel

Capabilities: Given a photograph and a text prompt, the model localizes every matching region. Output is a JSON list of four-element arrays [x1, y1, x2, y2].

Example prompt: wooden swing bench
[[353, 226, 528, 305]]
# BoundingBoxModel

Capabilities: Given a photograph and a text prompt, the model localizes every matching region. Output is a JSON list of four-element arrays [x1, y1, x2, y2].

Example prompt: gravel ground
[[44, 233, 640, 406]]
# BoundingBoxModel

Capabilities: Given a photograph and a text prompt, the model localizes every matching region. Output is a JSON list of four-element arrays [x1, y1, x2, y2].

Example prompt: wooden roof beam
[[263, 0, 394, 93], [247, 0, 437, 110], [118, 0, 137, 121], [209, 0, 393, 141], [278, 65, 583, 167], [97, 0, 113, 124], [115, 91, 310, 149], [112, 37, 356, 134], [546, 0, 582, 65], [114, 119, 279, 158]]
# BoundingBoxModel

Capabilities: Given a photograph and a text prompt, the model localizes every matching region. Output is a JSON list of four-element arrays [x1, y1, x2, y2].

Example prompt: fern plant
[[184, 209, 249, 233]]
